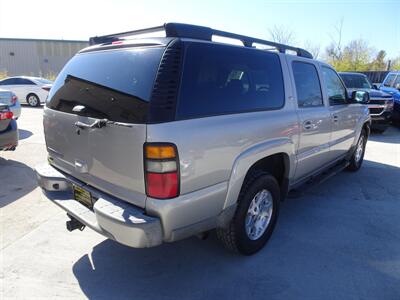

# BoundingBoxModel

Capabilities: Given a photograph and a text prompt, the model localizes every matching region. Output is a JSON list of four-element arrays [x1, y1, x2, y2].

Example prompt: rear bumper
[[0, 120, 18, 150], [35, 164, 163, 248]]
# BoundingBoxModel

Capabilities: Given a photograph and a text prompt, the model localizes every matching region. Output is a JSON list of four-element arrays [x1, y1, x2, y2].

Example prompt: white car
[[0, 76, 53, 107]]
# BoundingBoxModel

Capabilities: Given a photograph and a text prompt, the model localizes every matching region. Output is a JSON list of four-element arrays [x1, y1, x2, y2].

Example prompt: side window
[[177, 43, 285, 119], [392, 75, 400, 89], [14, 78, 35, 85], [0, 78, 17, 85], [292, 62, 323, 108], [383, 74, 396, 87], [322, 67, 347, 105]]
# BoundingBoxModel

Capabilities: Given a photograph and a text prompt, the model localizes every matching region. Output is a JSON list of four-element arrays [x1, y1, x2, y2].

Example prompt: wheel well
[[363, 122, 371, 137], [243, 153, 290, 200]]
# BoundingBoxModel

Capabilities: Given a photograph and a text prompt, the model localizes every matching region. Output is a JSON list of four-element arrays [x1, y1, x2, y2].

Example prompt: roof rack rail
[[89, 23, 313, 59]]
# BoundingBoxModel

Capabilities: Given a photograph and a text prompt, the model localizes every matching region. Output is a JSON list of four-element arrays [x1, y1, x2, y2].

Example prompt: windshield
[[340, 74, 372, 89]]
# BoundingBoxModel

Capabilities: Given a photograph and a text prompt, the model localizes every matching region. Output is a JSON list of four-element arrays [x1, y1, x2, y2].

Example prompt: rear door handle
[[303, 120, 313, 130], [332, 115, 339, 123]]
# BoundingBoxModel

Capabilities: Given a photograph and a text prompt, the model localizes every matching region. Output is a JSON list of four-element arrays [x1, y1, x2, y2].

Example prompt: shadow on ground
[[0, 157, 37, 207], [18, 129, 33, 140], [72, 160, 400, 300]]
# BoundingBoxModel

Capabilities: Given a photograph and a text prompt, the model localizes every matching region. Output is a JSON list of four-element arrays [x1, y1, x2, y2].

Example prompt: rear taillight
[[0, 111, 13, 120], [11, 94, 17, 105], [42, 86, 51, 92], [144, 143, 179, 199]]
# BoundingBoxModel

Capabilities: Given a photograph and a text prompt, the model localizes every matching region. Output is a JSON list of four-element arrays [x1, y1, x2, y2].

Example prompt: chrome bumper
[[35, 164, 163, 248]]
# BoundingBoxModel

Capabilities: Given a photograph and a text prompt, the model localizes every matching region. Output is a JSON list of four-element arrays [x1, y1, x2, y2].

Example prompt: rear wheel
[[347, 129, 367, 172], [217, 171, 280, 255], [27, 94, 40, 107]]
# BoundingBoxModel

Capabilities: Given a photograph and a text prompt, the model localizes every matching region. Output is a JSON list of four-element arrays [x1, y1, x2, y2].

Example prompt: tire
[[217, 171, 280, 255], [347, 129, 367, 172], [26, 94, 40, 107]]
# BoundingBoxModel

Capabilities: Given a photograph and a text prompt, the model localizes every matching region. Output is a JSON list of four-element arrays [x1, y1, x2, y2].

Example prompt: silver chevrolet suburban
[[36, 23, 371, 255]]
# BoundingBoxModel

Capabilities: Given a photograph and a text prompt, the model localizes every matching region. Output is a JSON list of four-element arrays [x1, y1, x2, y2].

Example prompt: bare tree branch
[[268, 25, 296, 45]]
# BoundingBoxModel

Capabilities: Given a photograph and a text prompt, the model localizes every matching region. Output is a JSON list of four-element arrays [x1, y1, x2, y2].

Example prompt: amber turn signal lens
[[145, 145, 176, 159]]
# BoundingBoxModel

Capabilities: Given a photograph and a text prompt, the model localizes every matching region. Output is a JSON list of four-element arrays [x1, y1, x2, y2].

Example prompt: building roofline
[[0, 37, 88, 43]]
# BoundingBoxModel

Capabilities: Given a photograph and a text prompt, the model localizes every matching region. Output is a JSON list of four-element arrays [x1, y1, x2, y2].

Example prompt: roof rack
[[89, 23, 313, 59]]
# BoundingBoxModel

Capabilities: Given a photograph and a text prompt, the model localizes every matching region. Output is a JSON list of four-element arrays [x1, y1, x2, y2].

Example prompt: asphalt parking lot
[[1, 106, 400, 299]]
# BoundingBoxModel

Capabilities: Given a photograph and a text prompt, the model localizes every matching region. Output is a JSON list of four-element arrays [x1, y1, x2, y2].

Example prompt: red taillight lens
[[11, 95, 17, 105], [146, 173, 178, 199], [144, 143, 179, 199], [0, 111, 13, 120], [42, 87, 51, 92]]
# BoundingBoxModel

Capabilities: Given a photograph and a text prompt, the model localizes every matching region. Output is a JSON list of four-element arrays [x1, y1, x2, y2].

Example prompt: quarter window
[[322, 67, 347, 105], [177, 43, 285, 119], [292, 62, 323, 108]]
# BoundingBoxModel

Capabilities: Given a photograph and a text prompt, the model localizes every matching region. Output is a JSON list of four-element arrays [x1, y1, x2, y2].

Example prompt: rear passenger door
[[321, 66, 357, 160], [289, 58, 332, 180]]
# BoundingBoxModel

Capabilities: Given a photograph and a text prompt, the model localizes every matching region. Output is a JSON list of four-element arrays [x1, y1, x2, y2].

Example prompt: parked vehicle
[[0, 104, 18, 151], [339, 72, 393, 133], [379, 71, 400, 125], [0, 76, 52, 107], [36, 23, 371, 255], [0, 89, 21, 119]]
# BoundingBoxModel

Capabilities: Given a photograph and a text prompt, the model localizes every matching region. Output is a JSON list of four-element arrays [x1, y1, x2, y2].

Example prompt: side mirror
[[351, 90, 370, 104], [372, 84, 379, 90]]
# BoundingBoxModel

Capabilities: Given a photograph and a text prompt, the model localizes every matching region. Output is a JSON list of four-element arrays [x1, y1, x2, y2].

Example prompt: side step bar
[[289, 160, 350, 198]]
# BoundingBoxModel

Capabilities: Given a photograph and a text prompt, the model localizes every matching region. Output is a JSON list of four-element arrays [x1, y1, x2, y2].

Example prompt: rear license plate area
[[73, 185, 93, 209]]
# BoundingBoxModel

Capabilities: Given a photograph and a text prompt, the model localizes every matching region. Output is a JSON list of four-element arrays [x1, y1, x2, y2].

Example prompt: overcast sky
[[0, 0, 399, 58]]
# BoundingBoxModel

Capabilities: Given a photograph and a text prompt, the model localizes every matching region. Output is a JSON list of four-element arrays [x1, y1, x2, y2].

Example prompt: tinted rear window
[[47, 47, 164, 123], [177, 43, 285, 119]]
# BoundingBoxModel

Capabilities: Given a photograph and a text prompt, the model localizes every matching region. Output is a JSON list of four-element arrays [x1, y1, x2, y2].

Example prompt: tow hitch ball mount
[[66, 214, 86, 232]]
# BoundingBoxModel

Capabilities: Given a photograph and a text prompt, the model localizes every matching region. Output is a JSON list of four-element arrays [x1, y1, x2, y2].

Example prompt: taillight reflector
[[146, 172, 178, 199]]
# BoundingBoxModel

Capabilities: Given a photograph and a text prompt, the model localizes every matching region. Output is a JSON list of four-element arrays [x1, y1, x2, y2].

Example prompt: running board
[[288, 160, 350, 198]]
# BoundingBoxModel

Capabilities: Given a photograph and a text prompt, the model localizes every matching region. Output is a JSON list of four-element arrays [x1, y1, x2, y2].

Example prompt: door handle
[[332, 115, 339, 123], [303, 120, 313, 130]]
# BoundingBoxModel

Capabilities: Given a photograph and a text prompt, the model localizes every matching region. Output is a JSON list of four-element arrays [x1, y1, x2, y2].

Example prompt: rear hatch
[[44, 45, 165, 208]]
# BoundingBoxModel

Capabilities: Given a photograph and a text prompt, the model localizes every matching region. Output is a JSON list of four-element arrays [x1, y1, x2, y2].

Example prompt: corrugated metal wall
[[0, 38, 88, 77]]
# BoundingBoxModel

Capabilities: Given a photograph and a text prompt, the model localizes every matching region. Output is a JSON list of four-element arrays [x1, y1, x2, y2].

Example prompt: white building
[[0, 38, 88, 78]]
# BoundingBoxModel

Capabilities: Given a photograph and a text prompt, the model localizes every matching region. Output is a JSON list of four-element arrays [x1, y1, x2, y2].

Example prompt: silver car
[[0, 89, 21, 119], [36, 23, 370, 255]]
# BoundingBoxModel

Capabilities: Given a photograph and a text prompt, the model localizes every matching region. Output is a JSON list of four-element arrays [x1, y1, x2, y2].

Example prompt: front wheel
[[217, 171, 280, 255], [347, 129, 367, 172]]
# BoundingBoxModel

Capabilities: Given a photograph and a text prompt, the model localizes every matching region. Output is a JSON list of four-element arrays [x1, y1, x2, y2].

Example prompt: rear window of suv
[[176, 43, 285, 119], [47, 47, 164, 123]]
